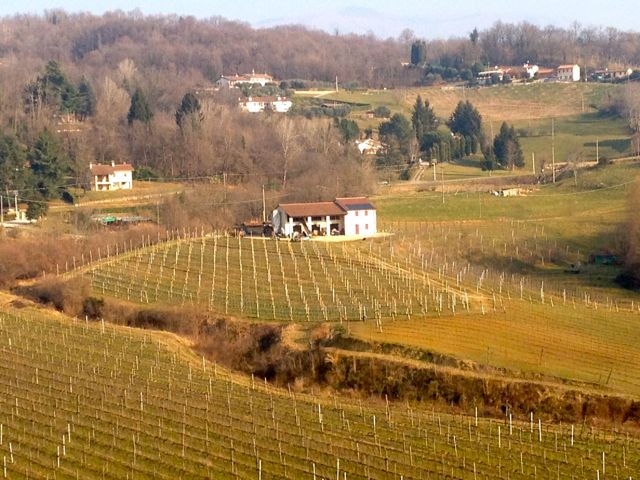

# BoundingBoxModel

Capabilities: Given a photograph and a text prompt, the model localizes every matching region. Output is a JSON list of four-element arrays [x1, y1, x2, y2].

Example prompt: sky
[[1, 0, 638, 39]]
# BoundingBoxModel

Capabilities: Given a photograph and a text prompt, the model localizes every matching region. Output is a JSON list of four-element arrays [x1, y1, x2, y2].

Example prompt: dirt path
[[322, 346, 614, 396]]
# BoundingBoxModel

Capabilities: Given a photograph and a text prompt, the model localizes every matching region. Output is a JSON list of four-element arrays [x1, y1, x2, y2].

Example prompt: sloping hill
[[0, 298, 638, 479]]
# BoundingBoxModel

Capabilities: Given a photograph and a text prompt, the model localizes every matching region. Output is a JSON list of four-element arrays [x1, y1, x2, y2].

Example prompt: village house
[[556, 64, 581, 82], [476, 68, 504, 85], [591, 68, 633, 82], [216, 70, 274, 88], [89, 162, 134, 191], [355, 138, 383, 155], [238, 96, 292, 113], [522, 63, 539, 79], [273, 197, 377, 238]]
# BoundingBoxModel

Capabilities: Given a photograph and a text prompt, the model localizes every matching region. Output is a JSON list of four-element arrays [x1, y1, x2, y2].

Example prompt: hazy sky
[[1, 0, 638, 39]]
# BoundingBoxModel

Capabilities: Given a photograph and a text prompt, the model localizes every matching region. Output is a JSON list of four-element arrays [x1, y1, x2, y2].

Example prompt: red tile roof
[[335, 197, 376, 211], [113, 163, 133, 172], [279, 202, 347, 218]]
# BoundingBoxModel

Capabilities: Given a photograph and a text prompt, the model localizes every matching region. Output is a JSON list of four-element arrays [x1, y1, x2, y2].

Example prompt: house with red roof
[[89, 162, 134, 191], [273, 197, 376, 238], [557, 64, 581, 82]]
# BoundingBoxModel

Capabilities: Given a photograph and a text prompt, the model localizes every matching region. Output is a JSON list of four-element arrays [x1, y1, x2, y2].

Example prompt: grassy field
[[375, 161, 638, 254], [323, 82, 618, 123], [515, 113, 634, 169], [0, 298, 638, 479], [49, 181, 184, 212], [349, 300, 640, 396], [320, 83, 634, 171]]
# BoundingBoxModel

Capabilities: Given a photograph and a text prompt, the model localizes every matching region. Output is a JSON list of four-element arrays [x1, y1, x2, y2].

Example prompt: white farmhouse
[[239, 96, 292, 113], [523, 63, 539, 78], [273, 197, 376, 238], [335, 197, 377, 236], [217, 70, 274, 88], [89, 162, 134, 191], [556, 64, 581, 82]]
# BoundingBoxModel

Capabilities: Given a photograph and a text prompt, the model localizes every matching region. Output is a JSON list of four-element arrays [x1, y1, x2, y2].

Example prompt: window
[[355, 211, 359, 216], [365, 210, 368, 216], [365, 224, 369, 230]]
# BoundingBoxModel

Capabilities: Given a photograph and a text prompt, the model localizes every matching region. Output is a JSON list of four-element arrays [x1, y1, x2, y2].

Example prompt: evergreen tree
[[127, 87, 153, 125], [26, 199, 48, 220], [28, 129, 69, 199], [447, 100, 483, 139], [469, 28, 479, 45], [24, 61, 79, 116], [410, 40, 427, 66], [0, 132, 29, 193], [493, 122, 524, 169], [335, 118, 360, 142], [77, 77, 96, 120], [379, 113, 413, 156], [411, 95, 437, 148], [175, 92, 203, 129]]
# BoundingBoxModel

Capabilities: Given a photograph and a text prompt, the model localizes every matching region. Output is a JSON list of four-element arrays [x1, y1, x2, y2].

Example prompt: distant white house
[[89, 162, 134, 191], [238, 96, 292, 113], [355, 138, 383, 155], [556, 64, 581, 82], [216, 70, 274, 88], [523, 63, 539, 78], [273, 197, 376, 238], [477, 68, 504, 85]]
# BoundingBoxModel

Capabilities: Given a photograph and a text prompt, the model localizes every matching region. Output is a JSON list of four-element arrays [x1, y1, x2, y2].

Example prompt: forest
[[0, 11, 640, 222]]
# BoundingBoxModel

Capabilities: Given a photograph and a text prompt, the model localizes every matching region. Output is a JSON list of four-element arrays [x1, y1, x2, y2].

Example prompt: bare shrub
[[17, 276, 90, 315]]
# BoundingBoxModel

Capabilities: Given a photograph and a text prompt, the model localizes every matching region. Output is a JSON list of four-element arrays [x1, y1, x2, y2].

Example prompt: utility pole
[[532, 152, 535, 176], [551, 118, 556, 183], [432, 163, 436, 181], [14, 192, 18, 220], [335, 76, 338, 92], [596, 138, 599, 162], [0, 195, 3, 225], [441, 166, 445, 204], [262, 184, 266, 223]]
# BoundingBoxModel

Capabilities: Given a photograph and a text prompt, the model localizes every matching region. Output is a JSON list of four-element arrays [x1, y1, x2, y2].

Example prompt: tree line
[[1, 12, 640, 97], [408, 21, 640, 86], [375, 96, 523, 171]]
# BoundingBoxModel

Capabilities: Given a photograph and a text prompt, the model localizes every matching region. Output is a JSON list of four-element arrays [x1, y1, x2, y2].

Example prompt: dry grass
[[348, 300, 640, 397]]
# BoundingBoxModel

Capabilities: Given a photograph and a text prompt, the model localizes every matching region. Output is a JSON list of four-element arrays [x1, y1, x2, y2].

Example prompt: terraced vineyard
[[73, 210, 640, 395], [84, 235, 478, 322], [1, 303, 638, 479]]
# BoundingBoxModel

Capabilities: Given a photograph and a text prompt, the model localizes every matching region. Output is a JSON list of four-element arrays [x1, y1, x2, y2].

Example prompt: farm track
[[321, 346, 608, 394]]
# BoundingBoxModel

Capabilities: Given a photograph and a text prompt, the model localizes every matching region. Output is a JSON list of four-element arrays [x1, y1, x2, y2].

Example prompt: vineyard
[[0, 302, 638, 479], [82, 234, 478, 323]]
